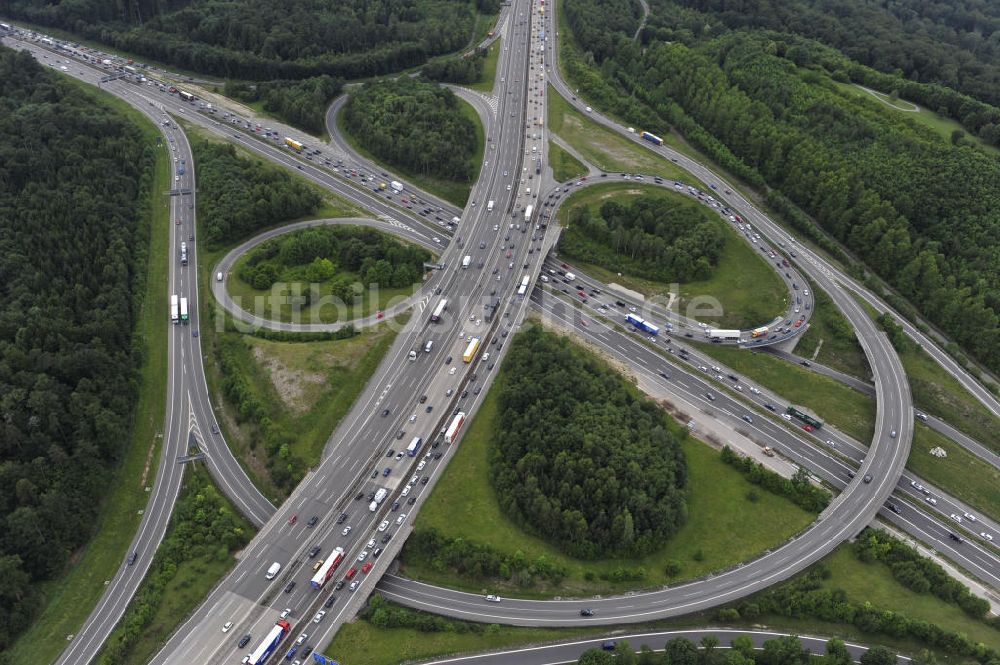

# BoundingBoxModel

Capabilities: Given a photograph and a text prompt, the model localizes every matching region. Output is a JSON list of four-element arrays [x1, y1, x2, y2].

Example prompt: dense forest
[[490, 329, 687, 559], [195, 141, 322, 243], [562, 1, 1000, 376], [238, 225, 431, 296], [561, 194, 726, 283], [342, 79, 478, 182], [224, 76, 342, 135], [2, 0, 498, 80], [671, 0, 1000, 109], [0, 47, 154, 649], [422, 47, 488, 85]]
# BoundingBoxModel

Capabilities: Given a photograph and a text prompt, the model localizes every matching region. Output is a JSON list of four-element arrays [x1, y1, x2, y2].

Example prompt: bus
[[625, 313, 659, 335], [170, 295, 179, 324], [463, 337, 481, 363], [641, 131, 663, 145], [247, 620, 290, 665], [179, 297, 189, 323], [284, 137, 303, 152], [751, 326, 769, 338], [517, 275, 530, 297], [786, 406, 823, 430], [430, 298, 448, 322], [309, 547, 345, 589], [178, 90, 195, 102]]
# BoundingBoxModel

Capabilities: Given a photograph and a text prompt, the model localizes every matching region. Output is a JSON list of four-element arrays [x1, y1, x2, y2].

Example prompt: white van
[[265, 562, 281, 580], [487, 200, 495, 212], [424, 340, 434, 353], [216, 271, 223, 282]]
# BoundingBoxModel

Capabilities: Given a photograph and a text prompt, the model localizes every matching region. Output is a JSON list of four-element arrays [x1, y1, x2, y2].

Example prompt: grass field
[[469, 39, 501, 93], [227, 251, 419, 324], [909, 424, 999, 521], [555, 183, 788, 329], [547, 90, 702, 186], [831, 80, 1000, 157], [336, 95, 483, 207], [792, 278, 870, 380], [403, 378, 816, 597], [549, 139, 588, 181], [8, 90, 171, 665]]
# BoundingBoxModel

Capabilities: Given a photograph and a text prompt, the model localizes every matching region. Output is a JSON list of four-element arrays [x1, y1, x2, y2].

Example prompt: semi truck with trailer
[[524, 204, 533, 222], [284, 137, 303, 152], [179, 297, 189, 323], [625, 313, 659, 335], [309, 547, 345, 589], [246, 620, 291, 665], [444, 412, 466, 444], [707, 329, 740, 341], [170, 295, 179, 324]]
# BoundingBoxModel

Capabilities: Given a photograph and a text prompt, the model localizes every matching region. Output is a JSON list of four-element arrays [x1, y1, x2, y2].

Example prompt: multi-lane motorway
[[3, 1, 998, 662]]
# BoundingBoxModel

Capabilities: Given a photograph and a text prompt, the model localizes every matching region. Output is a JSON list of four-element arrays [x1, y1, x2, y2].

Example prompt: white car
[[781, 413, 793, 421], [963, 512, 978, 522], [396, 513, 407, 525], [378, 520, 390, 531], [449, 367, 457, 375], [357, 550, 368, 561], [981, 532, 994, 542], [417, 460, 426, 471], [950, 514, 963, 523], [222, 621, 233, 633], [925, 496, 937, 506], [313, 611, 326, 623], [296, 633, 307, 645], [341, 526, 352, 536], [367, 538, 376, 548], [433, 237, 441, 243], [409, 414, 417, 422], [485, 594, 501, 602]]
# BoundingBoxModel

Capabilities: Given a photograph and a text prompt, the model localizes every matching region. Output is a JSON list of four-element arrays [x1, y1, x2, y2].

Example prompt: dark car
[[425, 405, 433, 413], [381, 533, 393, 544], [421, 476, 429, 485], [324, 595, 337, 608], [580, 608, 595, 616], [383, 467, 392, 477], [308, 545, 321, 558], [397, 430, 405, 439], [354, 492, 364, 501], [337, 512, 349, 524], [238, 634, 252, 648], [381, 408, 390, 417], [307, 515, 319, 528], [335, 580, 346, 591], [602, 640, 617, 651], [887, 503, 902, 514], [386, 449, 394, 457], [949, 533, 964, 543], [419, 395, 428, 403], [284, 581, 296, 593], [127, 551, 138, 566]]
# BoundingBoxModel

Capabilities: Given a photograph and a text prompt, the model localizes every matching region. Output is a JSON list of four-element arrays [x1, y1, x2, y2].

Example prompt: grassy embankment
[[556, 183, 788, 330]]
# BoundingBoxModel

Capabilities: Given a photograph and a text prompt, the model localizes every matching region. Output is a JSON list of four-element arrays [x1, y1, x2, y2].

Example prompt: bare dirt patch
[[252, 345, 327, 414]]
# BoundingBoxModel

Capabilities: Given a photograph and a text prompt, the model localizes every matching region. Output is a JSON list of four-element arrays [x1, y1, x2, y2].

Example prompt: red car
[[802, 424, 814, 432], [345, 567, 358, 580], [376, 311, 385, 320], [506, 250, 512, 258], [288, 514, 298, 525], [361, 562, 373, 574], [794, 320, 803, 328], [175, 219, 181, 225]]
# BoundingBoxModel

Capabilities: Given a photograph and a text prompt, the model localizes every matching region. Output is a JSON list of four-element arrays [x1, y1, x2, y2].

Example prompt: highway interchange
[[3, 0, 999, 661]]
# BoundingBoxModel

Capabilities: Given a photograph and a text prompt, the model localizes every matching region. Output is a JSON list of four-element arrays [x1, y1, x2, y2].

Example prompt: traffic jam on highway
[[7, 4, 1000, 664]]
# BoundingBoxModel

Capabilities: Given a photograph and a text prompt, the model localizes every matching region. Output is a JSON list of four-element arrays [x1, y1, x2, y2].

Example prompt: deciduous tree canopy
[[196, 142, 322, 243], [561, 194, 726, 283], [343, 79, 478, 183], [225, 76, 343, 135], [0, 46, 155, 649], [490, 329, 687, 559], [3, 0, 498, 80]]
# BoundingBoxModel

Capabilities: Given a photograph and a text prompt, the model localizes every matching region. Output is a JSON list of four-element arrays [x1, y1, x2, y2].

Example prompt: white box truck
[[487, 200, 494, 212]]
